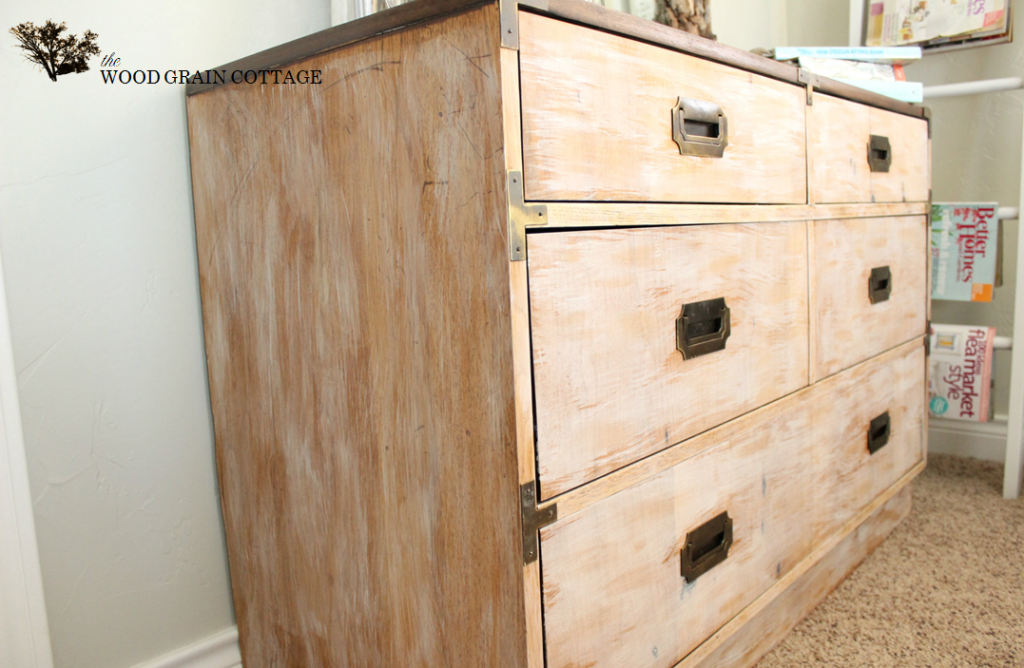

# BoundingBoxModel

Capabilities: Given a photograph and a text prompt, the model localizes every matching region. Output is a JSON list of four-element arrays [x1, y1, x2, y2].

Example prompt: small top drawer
[[518, 12, 807, 204], [809, 93, 929, 204], [528, 222, 809, 500]]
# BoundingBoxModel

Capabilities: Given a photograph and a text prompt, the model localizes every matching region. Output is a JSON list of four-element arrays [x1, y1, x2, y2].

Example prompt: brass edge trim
[[507, 170, 548, 261], [500, 0, 549, 49], [521, 482, 558, 564]]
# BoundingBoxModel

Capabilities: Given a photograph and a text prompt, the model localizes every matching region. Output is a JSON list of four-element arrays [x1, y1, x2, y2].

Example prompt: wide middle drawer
[[518, 12, 808, 204], [528, 222, 809, 500]]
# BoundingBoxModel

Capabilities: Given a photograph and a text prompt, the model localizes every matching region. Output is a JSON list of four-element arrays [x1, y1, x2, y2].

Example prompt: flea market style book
[[930, 202, 998, 302], [928, 324, 995, 422]]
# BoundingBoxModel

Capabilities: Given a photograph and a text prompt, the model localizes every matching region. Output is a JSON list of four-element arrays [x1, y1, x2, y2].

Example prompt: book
[[829, 78, 923, 103], [773, 45, 922, 63], [928, 324, 995, 422], [797, 57, 905, 82], [931, 203, 999, 302]]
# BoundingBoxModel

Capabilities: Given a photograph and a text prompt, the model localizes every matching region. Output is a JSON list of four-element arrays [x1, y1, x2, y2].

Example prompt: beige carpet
[[756, 454, 1024, 668]]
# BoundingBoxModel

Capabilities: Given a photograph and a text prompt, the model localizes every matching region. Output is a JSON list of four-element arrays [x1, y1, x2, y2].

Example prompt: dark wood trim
[[186, 0, 929, 119], [186, 0, 489, 96]]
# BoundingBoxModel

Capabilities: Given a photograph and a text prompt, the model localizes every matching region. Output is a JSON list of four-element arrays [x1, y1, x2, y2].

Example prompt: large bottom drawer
[[539, 340, 925, 668]]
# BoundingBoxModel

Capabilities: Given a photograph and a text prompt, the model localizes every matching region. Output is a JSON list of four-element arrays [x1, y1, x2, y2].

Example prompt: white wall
[[0, 1, 329, 667], [713, 0, 789, 52]]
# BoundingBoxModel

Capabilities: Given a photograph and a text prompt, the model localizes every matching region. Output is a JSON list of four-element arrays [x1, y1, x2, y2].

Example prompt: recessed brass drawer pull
[[681, 511, 733, 582], [676, 297, 731, 360], [868, 134, 892, 172], [868, 411, 891, 454], [671, 97, 728, 158], [869, 265, 892, 304]]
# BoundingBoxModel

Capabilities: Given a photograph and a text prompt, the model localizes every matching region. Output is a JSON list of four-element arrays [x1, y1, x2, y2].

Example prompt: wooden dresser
[[185, 1, 930, 666]]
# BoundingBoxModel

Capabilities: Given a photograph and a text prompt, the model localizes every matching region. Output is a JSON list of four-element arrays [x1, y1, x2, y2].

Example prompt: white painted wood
[[848, 0, 865, 46], [929, 419, 1008, 463], [1004, 108, 1024, 498], [923, 77, 1023, 99], [129, 627, 241, 668], [998, 207, 1019, 220], [994, 336, 1012, 350], [0, 249, 53, 668]]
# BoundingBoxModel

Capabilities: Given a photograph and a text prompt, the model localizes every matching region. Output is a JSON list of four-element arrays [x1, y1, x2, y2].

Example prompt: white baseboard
[[929, 418, 1008, 462], [131, 627, 241, 668]]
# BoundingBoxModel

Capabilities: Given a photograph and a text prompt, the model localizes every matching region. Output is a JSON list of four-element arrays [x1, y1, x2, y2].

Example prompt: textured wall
[[0, 1, 329, 667]]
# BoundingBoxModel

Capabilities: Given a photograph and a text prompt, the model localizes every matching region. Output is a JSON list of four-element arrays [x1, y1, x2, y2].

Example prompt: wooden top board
[[184, 0, 928, 120]]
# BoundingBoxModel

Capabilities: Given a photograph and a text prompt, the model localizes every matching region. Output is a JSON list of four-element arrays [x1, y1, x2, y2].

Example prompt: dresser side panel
[[186, 6, 526, 667]]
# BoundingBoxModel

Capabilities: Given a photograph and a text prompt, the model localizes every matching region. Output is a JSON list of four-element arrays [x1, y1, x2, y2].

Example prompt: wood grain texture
[[518, 13, 807, 204], [809, 93, 930, 204], [499, 46, 546, 668], [538, 342, 924, 668], [812, 216, 928, 380], [528, 223, 809, 499], [691, 484, 913, 668], [186, 7, 527, 668], [539, 201, 928, 228], [543, 338, 924, 522]]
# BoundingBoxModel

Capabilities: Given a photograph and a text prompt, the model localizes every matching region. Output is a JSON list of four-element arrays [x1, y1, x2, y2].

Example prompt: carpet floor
[[756, 454, 1024, 668]]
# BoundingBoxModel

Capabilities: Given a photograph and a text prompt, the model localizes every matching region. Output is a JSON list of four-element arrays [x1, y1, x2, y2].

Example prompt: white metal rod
[[999, 207, 1019, 220], [1003, 105, 1024, 499], [923, 77, 1023, 99], [994, 336, 1013, 350]]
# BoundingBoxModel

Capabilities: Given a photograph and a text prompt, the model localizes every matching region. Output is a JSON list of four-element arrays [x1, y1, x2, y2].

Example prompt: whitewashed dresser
[[185, 1, 930, 666]]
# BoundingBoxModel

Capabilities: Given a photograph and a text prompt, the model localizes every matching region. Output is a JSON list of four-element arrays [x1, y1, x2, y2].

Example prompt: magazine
[[928, 324, 995, 422], [931, 203, 999, 302]]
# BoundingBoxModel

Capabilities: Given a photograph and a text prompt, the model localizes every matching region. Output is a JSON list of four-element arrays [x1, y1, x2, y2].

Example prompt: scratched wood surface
[[186, 6, 528, 667], [518, 12, 807, 204], [538, 341, 924, 668], [811, 216, 928, 380], [528, 223, 809, 499], [693, 484, 913, 668], [809, 93, 930, 204]]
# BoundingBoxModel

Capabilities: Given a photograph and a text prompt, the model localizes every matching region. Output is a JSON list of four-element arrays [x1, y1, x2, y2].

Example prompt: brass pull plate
[[869, 266, 892, 304], [672, 97, 728, 158], [676, 297, 731, 360], [868, 134, 892, 172], [681, 511, 733, 582]]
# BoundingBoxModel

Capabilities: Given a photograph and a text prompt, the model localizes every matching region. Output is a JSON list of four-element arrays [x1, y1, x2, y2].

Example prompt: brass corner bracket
[[507, 170, 548, 261], [521, 482, 557, 564], [797, 68, 819, 105], [500, 0, 549, 49]]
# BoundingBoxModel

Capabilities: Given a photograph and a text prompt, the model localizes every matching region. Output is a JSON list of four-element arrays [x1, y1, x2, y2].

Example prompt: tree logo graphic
[[9, 20, 100, 82]]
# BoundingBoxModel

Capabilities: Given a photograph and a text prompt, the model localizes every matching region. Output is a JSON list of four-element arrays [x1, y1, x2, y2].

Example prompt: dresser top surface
[[184, 0, 927, 120]]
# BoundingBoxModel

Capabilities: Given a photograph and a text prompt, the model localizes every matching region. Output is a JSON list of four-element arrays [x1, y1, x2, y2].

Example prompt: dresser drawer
[[518, 12, 807, 204], [538, 342, 924, 668], [809, 94, 929, 204], [811, 216, 928, 379], [528, 223, 808, 499]]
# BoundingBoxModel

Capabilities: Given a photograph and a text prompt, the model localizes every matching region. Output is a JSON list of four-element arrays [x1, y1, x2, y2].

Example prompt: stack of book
[[774, 46, 922, 103]]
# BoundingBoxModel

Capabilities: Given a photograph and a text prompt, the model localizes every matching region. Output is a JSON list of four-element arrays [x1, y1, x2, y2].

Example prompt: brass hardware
[[676, 297, 731, 360], [922, 106, 932, 137], [868, 134, 892, 172], [671, 97, 728, 158], [681, 511, 733, 582], [868, 412, 891, 454], [869, 266, 892, 304], [506, 170, 548, 262], [798, 68, 818, 105], [521, 482, 557, 564], [500, 0, 549, 49]]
